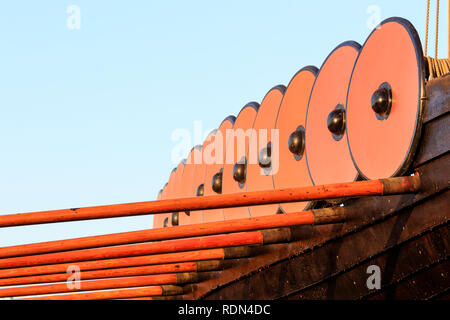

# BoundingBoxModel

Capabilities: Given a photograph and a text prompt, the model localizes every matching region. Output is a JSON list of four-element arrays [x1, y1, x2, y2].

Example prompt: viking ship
[[0, 2, 448, 300]]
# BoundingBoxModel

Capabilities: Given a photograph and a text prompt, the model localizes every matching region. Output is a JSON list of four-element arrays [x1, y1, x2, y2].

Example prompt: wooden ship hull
[[183, 75, 449, 300], [0, 14, 448, 301]]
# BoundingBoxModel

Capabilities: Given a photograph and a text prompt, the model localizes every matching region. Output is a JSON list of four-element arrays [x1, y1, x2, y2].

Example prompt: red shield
[[305, 41, 361, 186], [346, 18, 425, 180], [246, 86, 285, 217], [222, 102, 259, 220], [273, 67, 318, 213]]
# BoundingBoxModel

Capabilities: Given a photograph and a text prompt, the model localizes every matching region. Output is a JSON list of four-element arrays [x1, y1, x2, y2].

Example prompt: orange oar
[[0, 207, 347, 258], [0, 229, 291, 269], [0, 247, 249, 279], [0, 175, 420, 227], [0, 260, 222, 287], [19, 285, 182, 300], [0, 273, 196, 298]]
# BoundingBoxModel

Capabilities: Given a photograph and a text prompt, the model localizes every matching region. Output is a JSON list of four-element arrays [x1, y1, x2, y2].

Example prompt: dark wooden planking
[[431, 288, 450, 300], [187, 154, 449, 299], [366, 260, 450, 300], [411, 73, 450, 167], [412, 113, 450, 167], [189, 154, 450, 299], [287, 224, 449, 299], [423, 74, 450, 123], [203, 189, 449, 299], [186, 76, 450, 300]]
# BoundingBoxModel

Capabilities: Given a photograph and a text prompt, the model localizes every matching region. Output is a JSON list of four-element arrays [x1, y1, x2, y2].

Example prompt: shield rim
[[345, 17, 425, 180], [304, 40, 362, 186], [248, 84, 286, 181], [272, 65, 319, 211], [246, 84, 286, 217], [222, 102, 260, 219]]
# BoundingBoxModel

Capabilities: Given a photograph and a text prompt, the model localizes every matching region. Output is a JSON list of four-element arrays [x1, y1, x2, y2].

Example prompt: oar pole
[[0, 175, 420, 228], [0, 207, 346, 258]]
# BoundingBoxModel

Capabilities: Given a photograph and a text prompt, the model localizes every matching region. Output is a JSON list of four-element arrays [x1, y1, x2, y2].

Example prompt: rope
[[435, 0, 440, 58], [425, 0, 430, 56], [427, 56, 450, 78], [424, 0, 450, 79]]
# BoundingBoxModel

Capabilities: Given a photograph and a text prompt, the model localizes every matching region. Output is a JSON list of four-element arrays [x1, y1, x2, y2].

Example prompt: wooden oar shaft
[[0, 247, 249, 279], [0, 273, 196, 298], [0, 260, 222, 287], [20, 285, 182, 300], [0, 229, 289, 269], [0, 175, 420, 227], [0, 207, 348, 258]]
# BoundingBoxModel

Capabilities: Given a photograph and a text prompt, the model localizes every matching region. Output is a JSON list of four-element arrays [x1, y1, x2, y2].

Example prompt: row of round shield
[[154, 17, 425, 228]]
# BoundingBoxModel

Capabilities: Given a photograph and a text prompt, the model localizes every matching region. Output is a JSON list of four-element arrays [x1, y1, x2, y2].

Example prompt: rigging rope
[[425, 0, 430, 56], [435, 0, 439, 58], [424, 0, 450, 79]]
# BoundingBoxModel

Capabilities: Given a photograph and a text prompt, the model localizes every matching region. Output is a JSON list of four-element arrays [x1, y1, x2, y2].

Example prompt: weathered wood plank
[[185, 153, 449, 299], [432, 288, 450, 300], [423, 74, 450, 123], [287, 224, 449, 299], [413, 113, 450, 167], [204, 190, 449, 299], [367, 260, 450, 300], [185, 76, 450, 299]]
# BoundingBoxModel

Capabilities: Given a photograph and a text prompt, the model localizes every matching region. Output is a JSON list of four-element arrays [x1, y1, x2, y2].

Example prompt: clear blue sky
[[0, 0, 447, 246]]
